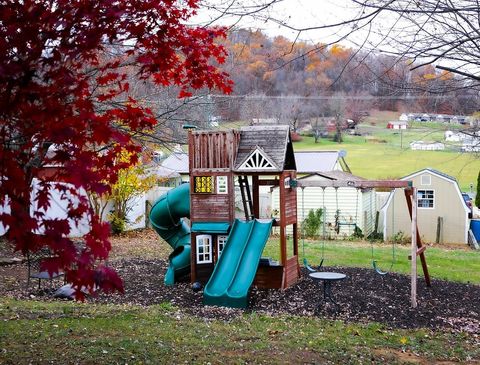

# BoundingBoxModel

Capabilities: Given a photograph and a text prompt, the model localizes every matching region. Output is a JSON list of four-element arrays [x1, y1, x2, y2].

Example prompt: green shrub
[[302, 208, 323, 237], [109, 213, 126, 235]]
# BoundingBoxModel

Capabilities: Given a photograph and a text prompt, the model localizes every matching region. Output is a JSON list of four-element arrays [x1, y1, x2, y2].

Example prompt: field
[[294, 111, 480, 191]]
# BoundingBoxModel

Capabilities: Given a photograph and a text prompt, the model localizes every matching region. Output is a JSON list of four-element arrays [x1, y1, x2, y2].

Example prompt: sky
[[194, 0, 369, 46]]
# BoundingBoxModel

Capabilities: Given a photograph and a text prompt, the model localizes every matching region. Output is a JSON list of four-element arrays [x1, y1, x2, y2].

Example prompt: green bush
[[476, 170, 480, 208], [302, 208, 323, 237], [109, 213, 126, 235]]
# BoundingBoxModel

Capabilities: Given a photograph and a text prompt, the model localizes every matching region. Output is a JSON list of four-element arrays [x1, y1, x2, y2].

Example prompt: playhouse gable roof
[[234, 125, 296, 172]]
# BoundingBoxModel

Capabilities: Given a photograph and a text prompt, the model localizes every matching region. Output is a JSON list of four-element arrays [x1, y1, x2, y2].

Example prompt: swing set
[[297, 178, 431, 308]]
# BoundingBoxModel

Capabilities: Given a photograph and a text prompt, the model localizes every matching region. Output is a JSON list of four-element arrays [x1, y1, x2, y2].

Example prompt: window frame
[[216, 176, 228, 194], [196, 234, 213, 264], [194, 176, 214, 194], [417, 189, 435, 209], [217, 235, 228, 258]]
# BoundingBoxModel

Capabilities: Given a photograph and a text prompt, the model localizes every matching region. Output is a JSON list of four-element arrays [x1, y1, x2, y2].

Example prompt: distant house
[[410, 141, 445, 151], [151, 152, 189, 186], [272, 171, 377, 238], [444, 131, 464, 142], [382, 168, 469, 244], [294, 150, 351, 174], [251, 118, 279, 125], [387, 121, 408, 130]]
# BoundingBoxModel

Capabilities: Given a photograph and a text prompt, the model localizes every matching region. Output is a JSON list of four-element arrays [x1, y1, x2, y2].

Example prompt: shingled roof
[[234, 125, 296, 172]]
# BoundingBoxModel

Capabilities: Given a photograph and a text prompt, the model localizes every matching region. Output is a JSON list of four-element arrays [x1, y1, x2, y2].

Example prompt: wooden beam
[[297, 180, 411, 189], [411, 187, 418, 308], [257, 179, 280, 186], [404, 189, 431, 287], [252, 175, 260, 218], [408, 246, 427, 260]]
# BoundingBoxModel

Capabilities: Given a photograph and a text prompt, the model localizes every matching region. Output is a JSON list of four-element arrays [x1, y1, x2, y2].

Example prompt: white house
[[410, 141, 445, 151]]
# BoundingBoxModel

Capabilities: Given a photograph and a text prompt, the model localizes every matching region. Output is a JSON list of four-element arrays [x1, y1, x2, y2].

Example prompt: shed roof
[[234, 125, 296, 172], [294, 151, 347, 173], [298, 171, 366, 182], [319, 170, 366, 181], [158, 152, 189, 175], [401, 167, 456, 183]]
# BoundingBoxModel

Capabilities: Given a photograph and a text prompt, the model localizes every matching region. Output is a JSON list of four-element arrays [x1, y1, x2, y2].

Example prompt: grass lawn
[[1, 298, 479, 364], [1, 229, 480, 364], [262, 238, 480, 284]]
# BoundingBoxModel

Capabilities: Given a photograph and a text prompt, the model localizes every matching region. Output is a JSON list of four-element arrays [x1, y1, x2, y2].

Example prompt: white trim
[[381, 190, 394, 240], [401, 169, 469, 214], [237, 147, 278, 171], [196, 234, 212, 264], [417, 189, 435, 209], [216, 176, 228, 194], [217, 235, 228, 258]]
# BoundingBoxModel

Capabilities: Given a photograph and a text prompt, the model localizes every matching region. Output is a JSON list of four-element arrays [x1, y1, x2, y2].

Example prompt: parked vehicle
[[462, 193, 473, 218]]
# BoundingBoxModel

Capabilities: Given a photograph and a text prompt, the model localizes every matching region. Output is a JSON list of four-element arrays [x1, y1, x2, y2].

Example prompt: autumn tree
[[0, 0, 231, 297]]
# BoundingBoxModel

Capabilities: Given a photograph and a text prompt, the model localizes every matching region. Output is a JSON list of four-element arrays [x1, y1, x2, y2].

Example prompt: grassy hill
[[294, 112, 479, 191]]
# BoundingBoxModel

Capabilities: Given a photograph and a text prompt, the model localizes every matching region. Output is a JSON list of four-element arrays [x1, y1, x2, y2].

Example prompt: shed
[[382, 168, 469, 244], [272, 171, 377, 238], [294, 151, 351, 174], [153, 152, 189, 186]]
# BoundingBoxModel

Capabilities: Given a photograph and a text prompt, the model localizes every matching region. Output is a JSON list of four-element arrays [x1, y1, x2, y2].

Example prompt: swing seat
[[372, 260, 388, 275], [303, 258, 323, 273]]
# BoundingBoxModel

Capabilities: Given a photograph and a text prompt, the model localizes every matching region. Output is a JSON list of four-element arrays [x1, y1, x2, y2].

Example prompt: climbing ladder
[[238, 175, 255, 221]]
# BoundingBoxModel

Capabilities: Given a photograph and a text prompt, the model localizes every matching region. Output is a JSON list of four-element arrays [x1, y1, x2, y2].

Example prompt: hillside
[[293, 111, 479, 191]]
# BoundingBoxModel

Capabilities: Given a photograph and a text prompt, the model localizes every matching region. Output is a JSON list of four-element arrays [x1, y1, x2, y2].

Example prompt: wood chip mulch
[[2, 257, 479, 333]]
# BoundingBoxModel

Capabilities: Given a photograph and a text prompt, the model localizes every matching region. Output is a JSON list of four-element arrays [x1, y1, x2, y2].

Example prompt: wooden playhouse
[[188, 125, 300, 290]]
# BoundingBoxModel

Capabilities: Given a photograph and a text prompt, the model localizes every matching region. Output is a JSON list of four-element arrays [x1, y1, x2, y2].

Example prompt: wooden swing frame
[[296, 179, 431, 308]]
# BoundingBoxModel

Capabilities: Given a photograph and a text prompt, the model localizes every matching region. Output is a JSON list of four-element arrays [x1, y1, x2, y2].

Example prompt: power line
[[208, 93, 479, 101]]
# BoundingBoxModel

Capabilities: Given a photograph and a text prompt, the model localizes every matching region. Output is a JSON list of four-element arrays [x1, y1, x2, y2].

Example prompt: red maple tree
[[0, 0, 232, 298]]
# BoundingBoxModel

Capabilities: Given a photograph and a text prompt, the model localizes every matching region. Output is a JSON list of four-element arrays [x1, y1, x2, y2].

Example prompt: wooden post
[[411, 187, 418, 308], [435, 216, 443, 244], [404, 189, 431, 287], [252, 175, 260, 218]]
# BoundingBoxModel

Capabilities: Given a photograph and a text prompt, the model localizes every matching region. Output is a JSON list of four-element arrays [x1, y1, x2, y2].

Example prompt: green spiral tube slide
[[149, 183, 191, 286]]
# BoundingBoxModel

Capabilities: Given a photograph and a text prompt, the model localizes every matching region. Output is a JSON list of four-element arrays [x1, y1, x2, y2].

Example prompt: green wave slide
[[204, 219, 273, 308], [149, 183, 191, 286]]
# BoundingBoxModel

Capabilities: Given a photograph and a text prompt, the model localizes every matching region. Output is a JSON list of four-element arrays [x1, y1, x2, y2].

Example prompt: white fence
[[0, 179, 148, 237]]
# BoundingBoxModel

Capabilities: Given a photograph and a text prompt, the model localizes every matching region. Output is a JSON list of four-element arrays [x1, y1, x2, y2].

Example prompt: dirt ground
[[1, 230, 479, 334]]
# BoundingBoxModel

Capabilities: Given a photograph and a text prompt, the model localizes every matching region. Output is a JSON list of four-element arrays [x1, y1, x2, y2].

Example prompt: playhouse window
[[417, 189, 434, 208], [196, 235, 212, 263], [194, 176, 214, 193], [217, 235, 228, 257], [216, 176, 228, 194]]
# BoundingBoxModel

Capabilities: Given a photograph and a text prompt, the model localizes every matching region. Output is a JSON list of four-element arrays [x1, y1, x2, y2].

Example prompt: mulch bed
[[3, 257, 478, 333]]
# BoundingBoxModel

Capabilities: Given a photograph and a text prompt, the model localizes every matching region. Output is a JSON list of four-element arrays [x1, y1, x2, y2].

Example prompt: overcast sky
[[194, 0, 368, 45]]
